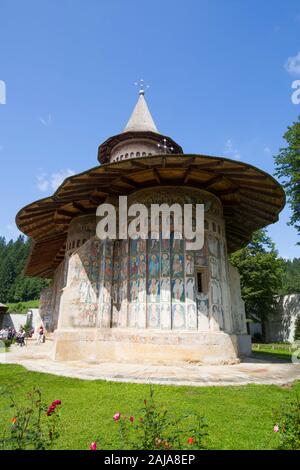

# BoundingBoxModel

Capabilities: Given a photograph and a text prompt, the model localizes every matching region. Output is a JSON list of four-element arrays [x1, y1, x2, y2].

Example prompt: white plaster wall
[[110, 138, 159, 162]]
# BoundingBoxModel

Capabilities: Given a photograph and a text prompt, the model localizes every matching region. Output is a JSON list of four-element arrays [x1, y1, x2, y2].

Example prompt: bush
[[274, 395, 300, 450], [0, 387, 61, 450], [91, 387, 208, 450], [7, 300, 39, 314]]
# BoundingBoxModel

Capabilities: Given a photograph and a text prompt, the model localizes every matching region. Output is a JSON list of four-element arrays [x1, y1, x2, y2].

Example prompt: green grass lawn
[[252, 344, 299, 362], [0, 364, 299, 450], [6, 299, 39, 313]]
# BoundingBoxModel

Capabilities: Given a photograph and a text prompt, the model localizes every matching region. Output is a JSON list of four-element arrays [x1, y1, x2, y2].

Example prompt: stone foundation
[[53, 328, 251, 365]]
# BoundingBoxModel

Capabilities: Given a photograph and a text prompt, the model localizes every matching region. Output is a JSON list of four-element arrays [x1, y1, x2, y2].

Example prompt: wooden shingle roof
[[16, 154, 285, 278]]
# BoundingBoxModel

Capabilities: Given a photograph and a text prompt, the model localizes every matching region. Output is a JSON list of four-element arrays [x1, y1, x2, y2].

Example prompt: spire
[[123, 87, 159, 134]]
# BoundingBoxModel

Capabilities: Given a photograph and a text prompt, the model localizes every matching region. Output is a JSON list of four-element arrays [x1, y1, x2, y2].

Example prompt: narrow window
[[196, 271, 204, 294]]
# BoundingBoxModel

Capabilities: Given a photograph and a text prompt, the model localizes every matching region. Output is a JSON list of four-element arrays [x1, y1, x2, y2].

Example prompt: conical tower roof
[[98, 88, 182, 164], [123, 91, 159, 134]]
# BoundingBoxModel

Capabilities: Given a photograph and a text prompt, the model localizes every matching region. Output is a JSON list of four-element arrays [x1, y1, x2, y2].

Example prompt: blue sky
[[0, 0, 299, 258]]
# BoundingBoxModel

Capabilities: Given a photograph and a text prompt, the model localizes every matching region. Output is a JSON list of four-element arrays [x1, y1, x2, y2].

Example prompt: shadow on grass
[[249, 351, 293, 363]]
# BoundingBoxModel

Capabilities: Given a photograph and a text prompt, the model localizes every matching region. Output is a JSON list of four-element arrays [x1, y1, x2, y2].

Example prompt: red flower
[[187, 437, 194, 445], [129, 416, 134, 422], [52, 400, 61, 406], [47, 405, 57, 416]]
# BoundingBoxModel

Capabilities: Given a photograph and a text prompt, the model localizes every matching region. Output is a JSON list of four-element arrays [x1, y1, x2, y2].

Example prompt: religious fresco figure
[[160, 303, 171, 329], [114, 241, 121, 258], [161, 253, 170, 277], [148, 278, 160, 302], [185, 277, 195, 302], [79, 279, 94, 304], [138, 254, 146, 276], [112, 283, 118, 304], [128, 304, 137, 328], [101, 281, 111, 304], [185, 254, 194, 275], [120, 258, 128, 280], [138, 279, 146, 302], [211, 304, 224, 331], [130, 256, 138, 277], [211, 279, 222, 305], [161, 278, 171, 302], [104, 257, 113, 278], [148, 304, 160, 329], [172, 254, 183, 276], [90, 260, 99, 283], [113, 260, 120, 281], [71, 255, 81, 281], [119, 281, 127, 303], [208, 236, 218, 257], [172, 304, 185, 329], [210, 257, 220, 280], [137, 239, 146, 253], [149, 254, 160, 277], [172, 278, 184, 302], [130, 280, 139, 302], [187, 303, 197, 330]]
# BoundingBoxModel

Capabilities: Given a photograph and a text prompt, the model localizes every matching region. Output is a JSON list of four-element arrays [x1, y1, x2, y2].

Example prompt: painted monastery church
[[17, 89, 285, 364]]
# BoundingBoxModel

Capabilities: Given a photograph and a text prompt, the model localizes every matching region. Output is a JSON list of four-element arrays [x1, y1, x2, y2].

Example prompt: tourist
[[18, 328, 26, 347], [37, 326, 45, 345]]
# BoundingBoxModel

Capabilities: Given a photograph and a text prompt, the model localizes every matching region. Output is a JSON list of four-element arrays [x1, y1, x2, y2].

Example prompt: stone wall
[[0, 308, 44, 332], [265, 294, 300, 343]]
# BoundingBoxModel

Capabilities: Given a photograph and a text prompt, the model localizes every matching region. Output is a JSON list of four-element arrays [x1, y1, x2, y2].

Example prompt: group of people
[[0, 325, 46, 346], [0, 327, 16, 341]]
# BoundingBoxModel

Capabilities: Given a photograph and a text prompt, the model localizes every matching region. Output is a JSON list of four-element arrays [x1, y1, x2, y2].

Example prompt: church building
[[16, 87, 285, 364]]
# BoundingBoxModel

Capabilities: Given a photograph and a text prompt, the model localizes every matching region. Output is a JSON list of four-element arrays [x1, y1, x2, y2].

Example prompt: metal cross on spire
[[157, 138, 174, 154], [134, 79, 150, 96]]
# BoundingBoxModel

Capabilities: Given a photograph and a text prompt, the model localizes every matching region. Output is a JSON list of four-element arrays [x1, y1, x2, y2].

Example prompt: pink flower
[[113, 412, 121, 421], [274, 425, 279, 433], [90, 441, 97, 450], [129, 416, 134, 422]]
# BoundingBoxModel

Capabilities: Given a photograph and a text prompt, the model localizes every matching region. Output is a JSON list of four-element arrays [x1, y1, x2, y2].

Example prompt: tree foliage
[[0, 236, 49, 303], [281, 258, 300, 295], [229, 230, 285, 325], [274, 117, 300, 243]]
